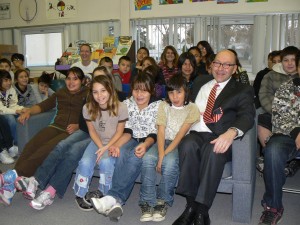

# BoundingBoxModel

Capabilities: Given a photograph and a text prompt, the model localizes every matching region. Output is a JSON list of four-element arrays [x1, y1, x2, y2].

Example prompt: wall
[[0, 0, 299, 34], [0, 0, 121, 28]]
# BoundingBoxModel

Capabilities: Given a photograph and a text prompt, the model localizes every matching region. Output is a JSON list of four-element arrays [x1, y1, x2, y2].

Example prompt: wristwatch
[[228, 127, 238, 137]]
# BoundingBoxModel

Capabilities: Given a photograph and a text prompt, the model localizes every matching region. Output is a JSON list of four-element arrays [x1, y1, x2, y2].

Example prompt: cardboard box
[[0, 44, 18, 61]]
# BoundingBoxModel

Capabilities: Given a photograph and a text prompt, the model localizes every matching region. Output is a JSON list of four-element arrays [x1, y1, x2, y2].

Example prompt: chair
[[17, 111, 257, 223], [216, 123, 257, 223], [17, 110, 56, 153]]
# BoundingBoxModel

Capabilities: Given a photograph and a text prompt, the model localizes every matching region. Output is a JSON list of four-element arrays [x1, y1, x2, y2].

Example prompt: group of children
[[0, 56, 55, 165], [0, 53, 200, 223]]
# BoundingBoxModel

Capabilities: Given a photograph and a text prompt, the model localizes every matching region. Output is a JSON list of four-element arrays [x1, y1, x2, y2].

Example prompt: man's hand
[[210, 129, 236, 153], [134, 143, 147, 158]]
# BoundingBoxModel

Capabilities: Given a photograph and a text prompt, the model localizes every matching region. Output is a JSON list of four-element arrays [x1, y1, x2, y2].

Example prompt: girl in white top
[[73, 75, 128, 209], [139, 74, 200, 222]]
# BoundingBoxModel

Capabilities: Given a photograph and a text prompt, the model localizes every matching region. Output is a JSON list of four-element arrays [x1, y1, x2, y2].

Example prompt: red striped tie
[[203, 84, 219, 124]]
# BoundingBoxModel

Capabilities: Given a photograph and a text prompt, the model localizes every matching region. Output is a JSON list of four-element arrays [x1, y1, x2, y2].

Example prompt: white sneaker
[[107, 203, 123, 222], [30, 191, 54, 210], [90, 195, 117, 214], [0, 150, 15, 164], [8, 146, 18, 158]]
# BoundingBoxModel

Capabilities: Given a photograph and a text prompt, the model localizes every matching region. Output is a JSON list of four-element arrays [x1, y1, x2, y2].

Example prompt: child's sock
[[45, 185, 56, 198]]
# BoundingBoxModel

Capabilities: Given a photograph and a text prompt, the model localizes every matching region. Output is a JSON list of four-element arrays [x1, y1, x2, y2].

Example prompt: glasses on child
[[212, 61, 236, 69]]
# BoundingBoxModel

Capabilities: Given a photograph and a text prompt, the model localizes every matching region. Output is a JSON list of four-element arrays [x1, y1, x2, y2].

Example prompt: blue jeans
[[34, 130, 90, 198], [107, 139, 145, 205], [262, 134, 298, 210], [139, 141, 179, 207], [73, 140, 116, 197], [1, 114, 18, 144]]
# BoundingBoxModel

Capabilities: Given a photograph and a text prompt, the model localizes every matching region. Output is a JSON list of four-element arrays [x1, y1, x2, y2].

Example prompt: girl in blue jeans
[[90, 73, 161, 221], [73, 75, 128, 211], [139, 74, 200, 222]]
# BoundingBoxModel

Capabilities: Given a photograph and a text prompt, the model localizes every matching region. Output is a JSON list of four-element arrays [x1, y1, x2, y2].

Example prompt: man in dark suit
[[173, 50, 255, 225]]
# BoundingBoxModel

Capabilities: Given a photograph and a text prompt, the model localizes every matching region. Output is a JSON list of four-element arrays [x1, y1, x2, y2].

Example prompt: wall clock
[[19, 0, 37, 22]]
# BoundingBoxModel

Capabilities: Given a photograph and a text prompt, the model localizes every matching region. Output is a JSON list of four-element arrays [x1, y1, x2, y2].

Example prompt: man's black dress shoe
[[172, 205, 197, 225], [193, 212, 211, 225]]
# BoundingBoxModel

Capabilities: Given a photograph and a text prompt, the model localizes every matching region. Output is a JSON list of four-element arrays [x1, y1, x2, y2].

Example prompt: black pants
[[176, 131, 232, 208]]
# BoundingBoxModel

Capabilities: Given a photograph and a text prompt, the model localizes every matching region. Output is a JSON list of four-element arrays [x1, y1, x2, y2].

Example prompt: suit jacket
[[191, 74, 214, 102], [195, 78, 255, 136]]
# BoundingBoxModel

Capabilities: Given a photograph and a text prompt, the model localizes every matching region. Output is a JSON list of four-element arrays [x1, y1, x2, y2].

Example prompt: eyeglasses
[[212, 61, 236, 69]]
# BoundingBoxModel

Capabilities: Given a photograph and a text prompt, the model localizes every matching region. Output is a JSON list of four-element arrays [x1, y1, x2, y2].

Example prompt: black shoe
[[172, 205, 197, 225], [193, 212, 211, 225], [85, 190, 103, 205], [75, 196, 93, 211]]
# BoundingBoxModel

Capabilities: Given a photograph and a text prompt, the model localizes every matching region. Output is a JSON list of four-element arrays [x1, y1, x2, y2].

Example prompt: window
[[22, 27, 63, 67], [131, 16, 254, 73], [24, 32, 62, 67]]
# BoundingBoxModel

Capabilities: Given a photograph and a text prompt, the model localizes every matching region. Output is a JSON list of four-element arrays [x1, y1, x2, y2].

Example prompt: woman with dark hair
[[158, 46, 179, 82], [197, 41, 214, 65], [188, 46, 206, 75], [177, 52, 198, 90], [14, 67, 88, 177]]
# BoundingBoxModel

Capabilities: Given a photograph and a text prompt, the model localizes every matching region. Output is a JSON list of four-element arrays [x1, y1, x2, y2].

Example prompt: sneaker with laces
[[8, 146, 18, 158], [75, 196, 93, 211], [30, 191, 54, 210], [90, 195, 117, 215], [140, 202, 153, 222], [258, 206, 283, 225], [23, 177, 38, 200], [0, 169, 18, 187], [153, 200, 168, 222], [0, 150, 15, 164], [0, 183, 16, 205]]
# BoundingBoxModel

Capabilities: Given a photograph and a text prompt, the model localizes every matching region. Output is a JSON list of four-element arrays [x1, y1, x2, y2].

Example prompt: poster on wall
[[246, 0, 268, 2], [159, 0, 183, 5], [0, 3, 10, 20], [135, 0, 152, 10], [190, 0, 214, 2], [46, 0, 77, 19], [217, 0, 238, 4]]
